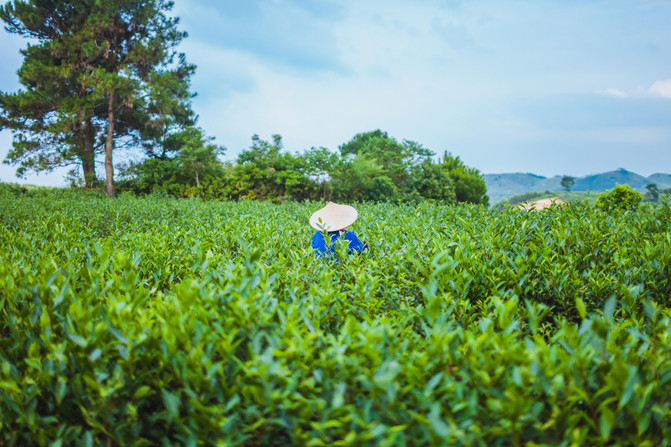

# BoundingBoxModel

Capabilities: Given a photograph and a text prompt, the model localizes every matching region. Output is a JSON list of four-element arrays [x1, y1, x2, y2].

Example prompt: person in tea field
[[310, 202, 368, 261]]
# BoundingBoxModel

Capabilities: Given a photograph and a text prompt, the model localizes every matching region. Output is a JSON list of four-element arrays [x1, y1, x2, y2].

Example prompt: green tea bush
[[1, 189, 670, 445], [596, 185, 644, 211]]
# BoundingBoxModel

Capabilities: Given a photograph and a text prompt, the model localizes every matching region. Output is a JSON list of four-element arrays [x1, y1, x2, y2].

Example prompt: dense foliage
[[118, 131, 489, 205], [1, 186, 670, 445], [560, 176, 575, 192], [596, 185, 644, 211]]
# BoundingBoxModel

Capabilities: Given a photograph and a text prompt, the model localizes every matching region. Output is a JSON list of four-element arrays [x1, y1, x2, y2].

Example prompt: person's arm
[[311, 231, 328, 257], [343, 231, 368, 254]]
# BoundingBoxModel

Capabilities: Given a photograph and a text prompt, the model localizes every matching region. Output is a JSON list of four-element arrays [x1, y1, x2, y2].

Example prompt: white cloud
[[598, 88, 628, 98], [595, 81, 671, 100], [649, 79, 671, 99]]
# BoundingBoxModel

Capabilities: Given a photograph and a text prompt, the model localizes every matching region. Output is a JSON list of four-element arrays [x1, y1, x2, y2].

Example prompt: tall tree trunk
[[105, 91, 116, 198], [81, 154, 96, 188], [81, 116, 96, 188]]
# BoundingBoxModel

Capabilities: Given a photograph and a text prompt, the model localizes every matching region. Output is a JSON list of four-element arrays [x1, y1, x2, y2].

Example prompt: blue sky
[[1, 0, 670, 186]]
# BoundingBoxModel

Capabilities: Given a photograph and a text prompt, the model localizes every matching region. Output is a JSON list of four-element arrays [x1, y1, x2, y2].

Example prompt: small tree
[[177, 127, 225, 188], [646, 183, 659, 202], [439, 152, 489, 205], [596, 185, 643, 211], [304, 147, 340, 200], [339, 130, 433, 193], [228, 134, 314, 201], [561, 176, 575, 192], [410, 160, 456, 203], [330, 154, 385, 202]]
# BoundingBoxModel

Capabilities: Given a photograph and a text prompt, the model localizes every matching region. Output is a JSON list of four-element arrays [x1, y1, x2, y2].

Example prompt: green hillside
[[647, 173, 671, 188], [485, 169, 669, 204], [483, 173, 562, 204], [575, 169, 650, 191]]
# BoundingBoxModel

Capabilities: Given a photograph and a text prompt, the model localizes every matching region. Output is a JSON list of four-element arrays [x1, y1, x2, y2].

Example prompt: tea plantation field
[[1, 186, 670, 446]]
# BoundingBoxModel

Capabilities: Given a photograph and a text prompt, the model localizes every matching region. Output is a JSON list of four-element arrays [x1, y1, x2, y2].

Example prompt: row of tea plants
[[1, 186, 670, 445]]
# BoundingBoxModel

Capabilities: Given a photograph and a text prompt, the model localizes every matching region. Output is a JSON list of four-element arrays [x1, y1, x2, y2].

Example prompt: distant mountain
[[484, 168, 670, 204], [647, 173, 671, 188], [484, 173, 561, 204], [574, 169, 650, 192]]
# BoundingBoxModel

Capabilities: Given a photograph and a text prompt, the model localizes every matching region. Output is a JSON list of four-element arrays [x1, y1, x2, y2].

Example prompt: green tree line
[[116, 129, 489, 205]]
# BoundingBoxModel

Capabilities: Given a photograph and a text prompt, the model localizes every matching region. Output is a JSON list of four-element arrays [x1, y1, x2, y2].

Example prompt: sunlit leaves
[[0, 187, 670, 445]]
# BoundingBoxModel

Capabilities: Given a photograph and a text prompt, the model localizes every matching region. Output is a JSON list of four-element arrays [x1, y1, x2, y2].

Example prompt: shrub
[[596, 184, 643, 211]]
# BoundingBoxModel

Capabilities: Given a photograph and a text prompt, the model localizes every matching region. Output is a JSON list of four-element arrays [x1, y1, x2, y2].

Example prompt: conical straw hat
[[309, 202, 358, 231]]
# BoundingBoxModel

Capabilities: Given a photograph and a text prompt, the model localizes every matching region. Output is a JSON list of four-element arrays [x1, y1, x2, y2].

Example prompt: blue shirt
[[311, 230, 367, 260]]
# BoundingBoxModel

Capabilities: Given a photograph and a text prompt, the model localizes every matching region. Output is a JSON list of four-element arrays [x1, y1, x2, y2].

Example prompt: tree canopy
[[561, 176, 575, 193], [0, 0, 195, 197], [438, 151, 489, 206]]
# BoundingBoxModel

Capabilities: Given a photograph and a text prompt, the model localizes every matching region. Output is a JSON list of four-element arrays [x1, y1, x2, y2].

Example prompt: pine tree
[[0, 0, 195, 196]]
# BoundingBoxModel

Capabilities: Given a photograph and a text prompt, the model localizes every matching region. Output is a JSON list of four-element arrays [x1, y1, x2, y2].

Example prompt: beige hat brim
[[309, 202, 358, 231]]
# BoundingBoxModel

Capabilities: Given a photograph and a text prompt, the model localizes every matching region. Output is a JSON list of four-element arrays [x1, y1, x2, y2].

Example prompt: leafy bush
[[1, 190, 670, 445], [438, 152, 489, 206], [596, 184, 643, 211], [410, 161, 456, 203]]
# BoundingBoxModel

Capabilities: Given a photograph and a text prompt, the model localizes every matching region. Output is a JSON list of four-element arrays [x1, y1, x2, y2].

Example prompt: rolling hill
[[484, 168, 671, 204]]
